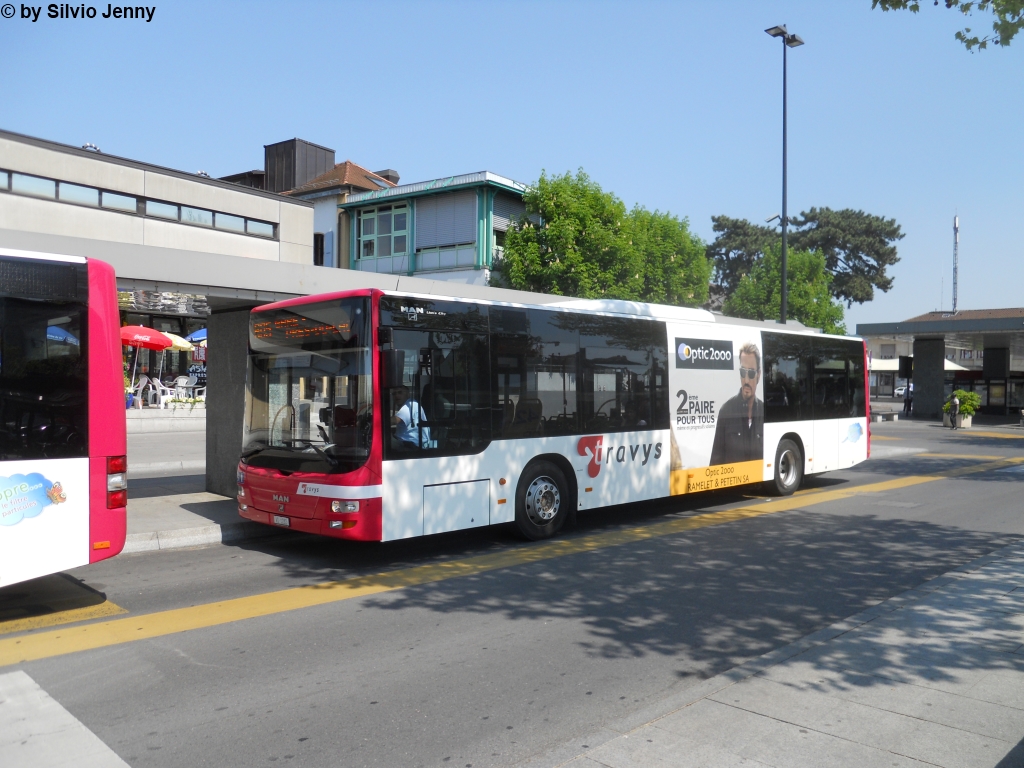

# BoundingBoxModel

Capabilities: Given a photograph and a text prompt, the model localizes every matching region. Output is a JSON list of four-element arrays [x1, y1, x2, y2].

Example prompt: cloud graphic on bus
[[0, 473, 61, 527], [843, 423, 864, 443]]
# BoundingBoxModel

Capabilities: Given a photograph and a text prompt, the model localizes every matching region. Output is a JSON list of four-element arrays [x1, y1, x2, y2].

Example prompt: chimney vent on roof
[[373, 169, 400, 185]]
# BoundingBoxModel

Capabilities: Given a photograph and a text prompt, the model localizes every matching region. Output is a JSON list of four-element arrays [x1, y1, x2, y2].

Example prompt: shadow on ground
[[226, 488, 1019, 691], [0, 573, 109, 626]]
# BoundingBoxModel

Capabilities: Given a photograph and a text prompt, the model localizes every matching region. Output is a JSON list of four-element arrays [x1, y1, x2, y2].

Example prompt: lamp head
[[765, 25, 787, 38], [785, 33, 805, 48]]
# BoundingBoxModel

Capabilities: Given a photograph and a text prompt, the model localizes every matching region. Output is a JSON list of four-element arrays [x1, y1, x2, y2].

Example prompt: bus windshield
[[0, 295, 88, 461], [243, 297, 372, 474]]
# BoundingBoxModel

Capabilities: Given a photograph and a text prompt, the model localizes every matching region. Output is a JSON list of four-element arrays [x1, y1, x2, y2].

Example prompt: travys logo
[[675, 338, 734, 370], [576, 435, 663, 478]]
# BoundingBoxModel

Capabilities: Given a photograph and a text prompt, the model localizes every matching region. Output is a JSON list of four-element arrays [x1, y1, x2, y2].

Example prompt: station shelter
[[858, 308, 1024, 418]]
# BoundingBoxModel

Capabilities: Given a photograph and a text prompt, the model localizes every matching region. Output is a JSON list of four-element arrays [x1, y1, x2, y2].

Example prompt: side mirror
[[380, 349, 405, 389], [378, 327, 393, 346]]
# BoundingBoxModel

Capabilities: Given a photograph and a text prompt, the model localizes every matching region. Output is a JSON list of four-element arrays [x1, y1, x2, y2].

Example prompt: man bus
[[0, 249, 127, 587], [237, 289, 868, 542]]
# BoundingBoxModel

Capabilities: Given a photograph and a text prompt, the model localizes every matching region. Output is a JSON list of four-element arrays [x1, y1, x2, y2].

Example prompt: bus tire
[[515, 461, 570, 540], [770, 439, 803, 496]]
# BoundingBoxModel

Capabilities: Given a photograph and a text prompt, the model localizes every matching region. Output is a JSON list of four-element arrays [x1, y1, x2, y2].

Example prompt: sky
[[1, 0, 1021, 332]]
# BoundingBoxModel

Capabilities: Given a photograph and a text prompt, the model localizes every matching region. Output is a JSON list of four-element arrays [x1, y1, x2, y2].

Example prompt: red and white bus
[[0, 249, 127, 588], [237, 289, 869, 542]]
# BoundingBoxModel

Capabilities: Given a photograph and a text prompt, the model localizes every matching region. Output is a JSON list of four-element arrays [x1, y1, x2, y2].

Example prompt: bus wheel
[[515, 462, 569, 540], [770, 439, 803, 496]]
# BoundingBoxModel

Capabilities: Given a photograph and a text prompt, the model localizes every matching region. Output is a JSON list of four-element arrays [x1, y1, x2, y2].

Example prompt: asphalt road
[[3, 421, 1024, 768]]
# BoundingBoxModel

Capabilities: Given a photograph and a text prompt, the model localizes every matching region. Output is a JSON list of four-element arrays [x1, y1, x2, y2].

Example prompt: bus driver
[[391, 386, 431, 450], [709, 342, 764, 466]]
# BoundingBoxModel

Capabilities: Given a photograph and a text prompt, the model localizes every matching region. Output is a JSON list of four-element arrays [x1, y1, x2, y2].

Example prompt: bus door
[[383, 327, 491, 534]]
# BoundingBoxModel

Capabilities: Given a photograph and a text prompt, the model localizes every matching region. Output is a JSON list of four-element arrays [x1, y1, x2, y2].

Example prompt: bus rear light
[[331, 500, 359, 513], [329, 520, 357, 529], [107, 454, 128, 508]]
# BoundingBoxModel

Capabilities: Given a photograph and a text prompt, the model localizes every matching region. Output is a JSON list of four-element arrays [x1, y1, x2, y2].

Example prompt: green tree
[[499, 170, 644, 299], [627, 207, 711, 306], [723, 245, 846, 334], [705, 215, 777, 296], [706, 207, 903, 308], [498, 170, 710, 306], [873, 0, 1024, 50], [789, 207, 903, 307]]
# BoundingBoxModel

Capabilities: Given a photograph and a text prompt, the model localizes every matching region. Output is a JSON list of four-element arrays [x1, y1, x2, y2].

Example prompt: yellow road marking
[[917, 453, 1008, 461], [956, 431, 1024, 440], [0, 602, 126, 636], [3, 455, 1022, 668], [871, 436, 900, 441]]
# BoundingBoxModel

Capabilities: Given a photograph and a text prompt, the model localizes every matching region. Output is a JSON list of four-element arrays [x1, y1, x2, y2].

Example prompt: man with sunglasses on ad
[[710, 342, 764, 466]]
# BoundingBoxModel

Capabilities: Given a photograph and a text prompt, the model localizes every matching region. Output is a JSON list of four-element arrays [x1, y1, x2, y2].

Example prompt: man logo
[[675, 338, 734, 370]]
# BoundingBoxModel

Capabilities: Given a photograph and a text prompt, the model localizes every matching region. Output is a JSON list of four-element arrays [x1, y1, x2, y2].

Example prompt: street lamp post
[[765, 24, 803, 325]]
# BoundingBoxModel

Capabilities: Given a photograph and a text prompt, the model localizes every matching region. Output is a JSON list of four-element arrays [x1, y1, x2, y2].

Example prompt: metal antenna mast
[[952, 215, 959, 313]]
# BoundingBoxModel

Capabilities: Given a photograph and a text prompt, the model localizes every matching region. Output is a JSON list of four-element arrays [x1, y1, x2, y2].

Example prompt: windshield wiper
[[309, 442, 338, 468], [240, 445, 266, 459]]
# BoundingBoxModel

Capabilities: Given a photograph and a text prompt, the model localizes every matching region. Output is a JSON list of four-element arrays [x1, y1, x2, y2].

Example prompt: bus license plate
[[272, 515, 290, 527]]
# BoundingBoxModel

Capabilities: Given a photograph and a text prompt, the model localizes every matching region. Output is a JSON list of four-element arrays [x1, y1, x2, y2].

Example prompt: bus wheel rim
[[779, 449, 798, 487], [526, 476, 560, 523]]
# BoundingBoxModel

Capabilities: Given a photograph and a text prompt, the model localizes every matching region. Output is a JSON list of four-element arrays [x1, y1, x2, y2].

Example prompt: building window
[[12, 173, 56, 199], [356, 204, 409, 272], [181, 206, 213, 227], [881, 344, 896, 359], [0, 167, 279, 240], [101, 191, 137, 213], [247, 220, 274, 238], [215, 212, 245, 233], [59, 182, 99, 206], [147, 200, 179, 220], [314, 233, 325, 266]]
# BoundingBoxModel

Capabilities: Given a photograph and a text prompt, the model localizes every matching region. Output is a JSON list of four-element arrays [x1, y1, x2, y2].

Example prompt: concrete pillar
[[206, 307, 253, 497], [912, 337, 945, 418]]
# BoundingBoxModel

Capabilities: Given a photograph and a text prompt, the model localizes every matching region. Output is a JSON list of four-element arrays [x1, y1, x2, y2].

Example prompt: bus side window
[[384, 328, 491, 458], [580, 315, 667, 433], [762, 332, 813, 423], [847, 340, 866, 418], [492, 333, 540, 438], [813, 339, 854, 420], [527, 309, 579, 437]]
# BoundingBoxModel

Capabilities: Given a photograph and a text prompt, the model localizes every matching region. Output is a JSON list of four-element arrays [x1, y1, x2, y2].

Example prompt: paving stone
[[585, 725, 769, 768], [756, 663, 1024, 743], [709, 676, 1012, 768]]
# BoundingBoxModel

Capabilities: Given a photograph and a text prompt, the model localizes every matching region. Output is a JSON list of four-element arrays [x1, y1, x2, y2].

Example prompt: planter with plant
[[167, 397, 206, 412], [943, 389, 980, 428]]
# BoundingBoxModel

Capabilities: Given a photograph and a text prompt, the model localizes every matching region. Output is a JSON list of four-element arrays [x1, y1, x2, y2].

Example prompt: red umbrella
[[121, 326, 174, 394], [120, 326, 173, 350]]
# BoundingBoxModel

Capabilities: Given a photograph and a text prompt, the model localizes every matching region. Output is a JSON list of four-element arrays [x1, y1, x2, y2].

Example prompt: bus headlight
[[237, 468, 246, 484], [331, 500, 359, 513]]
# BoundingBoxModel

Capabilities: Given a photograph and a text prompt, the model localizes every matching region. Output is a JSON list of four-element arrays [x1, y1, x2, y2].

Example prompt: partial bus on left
[[0, 249, 127, 588]]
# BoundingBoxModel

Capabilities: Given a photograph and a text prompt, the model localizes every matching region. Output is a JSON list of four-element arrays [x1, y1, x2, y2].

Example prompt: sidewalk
[[124, 476, 282, 553], [529, 541, 1024, 768]]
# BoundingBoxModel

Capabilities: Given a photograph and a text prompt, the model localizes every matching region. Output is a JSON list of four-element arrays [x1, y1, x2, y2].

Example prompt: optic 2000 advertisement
[[667, 325, 765, 495]]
